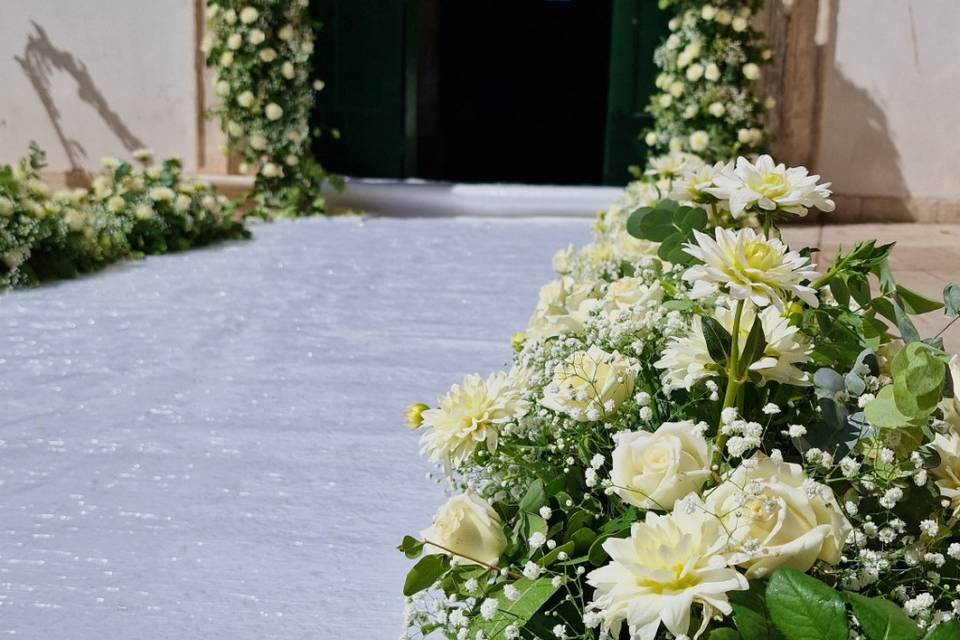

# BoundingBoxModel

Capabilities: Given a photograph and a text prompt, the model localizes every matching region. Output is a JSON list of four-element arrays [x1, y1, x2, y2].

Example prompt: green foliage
[[403, 554, 449, 597], [844, 592, 922, 640], [626, 199, 707, 264], [766, 568, 847, 640], [730, 581, 786, 640], [467, 578, 560, 639], [865, 342, 946, 429], [944, 283, 960, 318], [923, 620, 960, 640]]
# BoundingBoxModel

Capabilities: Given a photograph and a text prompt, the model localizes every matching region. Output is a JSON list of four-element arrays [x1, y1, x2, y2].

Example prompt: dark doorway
[[418, 0, 612, 185]]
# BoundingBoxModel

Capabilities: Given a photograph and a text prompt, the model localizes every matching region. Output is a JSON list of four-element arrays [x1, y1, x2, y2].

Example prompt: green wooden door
[[312, 0, 411, 178], [602, 0, 669, 185]]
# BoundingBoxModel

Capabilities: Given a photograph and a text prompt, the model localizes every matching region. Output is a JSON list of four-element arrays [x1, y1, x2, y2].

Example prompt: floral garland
[[0, 145, 247, 290], [400, 154, 960, 639], [642, 0, 772, 167], [204, 0, 337, 217]]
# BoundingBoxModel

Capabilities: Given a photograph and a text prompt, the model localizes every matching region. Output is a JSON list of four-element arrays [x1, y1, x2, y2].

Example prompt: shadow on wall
[[14, 22, 145, 180], [814, 0, 910, 222]]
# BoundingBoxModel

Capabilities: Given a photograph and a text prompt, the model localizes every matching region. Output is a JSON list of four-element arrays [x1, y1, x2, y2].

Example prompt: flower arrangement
[[642, 0, 772, 167], [0, 145, 247, 290], [203, 0, 339, 217], [400, 155, 960, 640]]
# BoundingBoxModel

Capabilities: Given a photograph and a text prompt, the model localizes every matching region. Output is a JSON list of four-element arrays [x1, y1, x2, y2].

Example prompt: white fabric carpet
[[0, 216, 591, 639]]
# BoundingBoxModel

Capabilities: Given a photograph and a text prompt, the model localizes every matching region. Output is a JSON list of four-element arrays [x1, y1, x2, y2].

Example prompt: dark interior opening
[[418, 0, 612, 185]]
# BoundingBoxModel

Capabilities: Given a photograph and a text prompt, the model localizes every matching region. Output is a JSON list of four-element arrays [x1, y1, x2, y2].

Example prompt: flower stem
[[422, 538, 523, 580], [712, 299, 745, 472]]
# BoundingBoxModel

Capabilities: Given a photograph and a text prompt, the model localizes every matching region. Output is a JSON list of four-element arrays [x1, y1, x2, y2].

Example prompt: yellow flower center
[[742, 240, 780, 271], [748, 172, 790, 199], [638, 564, 701, 593]]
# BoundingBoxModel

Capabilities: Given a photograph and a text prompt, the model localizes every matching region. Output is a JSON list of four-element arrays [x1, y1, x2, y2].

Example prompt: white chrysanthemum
[[419, 370, 528, 469], [683, 227, 819, 310], [527, 276, 599, 339], [931, 430, 960, 517], [669, 161, 731, 205], [706, 155, 835, 218], [586, 503, 747, 640], [541, 346, 636, 422], [655, 304, 812, 391], [645, 151, 705, 179]]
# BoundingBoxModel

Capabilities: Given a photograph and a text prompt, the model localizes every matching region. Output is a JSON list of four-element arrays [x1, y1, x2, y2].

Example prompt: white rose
[[715, 9, 732, 24], [602, 278, 663, 312], [685, 63, 704, 82], [669, 81, 684, 97], [239, 6, 259, 24], [931, 430, 960, 516], [259, 48, 277, 62], [249, 134, 267, 151], [743, 62, 761, 80], [708, 102, 726, 117], [248, 29, 265, 45], [313, 79, 326, 91], [0, 196, 14, 216], [706, 456, 852, 578], [2, 250, 25, 269], [658, 94, 673, 109], [281, 61, 296, 79], [611, 421, 711, 511], [226, 121, 244, 138], [644, 132, 657, 146], [527, 276, 598, 339], [611, 231, 660, 263], [285, 155, 299, 167], [705, 63, 721, 81], [261, 162, 281, 178], [941, 354, 960, 430], [701, 5, 717, 20], [227, 33, 242, 50], [278, 24, 295, 41], [265, 103, 284, 121], [683, 105, 698, 119], [237, 90, 255, 108], [541, 346, 636, 422], [732, 16, 748, 32], [215, 81, 231, 97], [689, 131, 709, 152], [220, 51, 234, 67], [421, 492, 507, 567]]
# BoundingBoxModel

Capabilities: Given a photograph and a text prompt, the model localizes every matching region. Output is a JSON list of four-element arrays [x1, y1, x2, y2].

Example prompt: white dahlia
[[586, 504, 747, 640], [645, 151, 705, 180], [683, 227, 819, 310], [655, 303, 812, 391], [706, 155, 835, 218], [419, 370, 528, 469], [669, 161, 732, 205]]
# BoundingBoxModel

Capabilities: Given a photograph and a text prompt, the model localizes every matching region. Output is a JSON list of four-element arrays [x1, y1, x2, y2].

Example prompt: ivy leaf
[[844, 592, 922, 640], [468, 578, 559, 639], [403, 554, 449, 597], [702, 316, 732, 367], [397, 535, 425, 559], [519, 479, 546, 513], [944, 283, 960, 318], [730, 581, 786, 640], [765, 568, 847, 640]]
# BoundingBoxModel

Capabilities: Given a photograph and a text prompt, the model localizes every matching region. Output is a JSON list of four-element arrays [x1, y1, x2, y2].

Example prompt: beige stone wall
[[766, 0, 960, 222], [0, 0, 228, 182]]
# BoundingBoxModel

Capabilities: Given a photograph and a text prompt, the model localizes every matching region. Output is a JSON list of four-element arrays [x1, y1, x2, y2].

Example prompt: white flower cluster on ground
[[400, 151, 960, 639], [0, 145, 246, 290], [643, 0, 772, 166], [204, 1, 337, 217]]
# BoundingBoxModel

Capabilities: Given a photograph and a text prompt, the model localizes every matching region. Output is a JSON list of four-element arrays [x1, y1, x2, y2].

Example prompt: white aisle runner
[[0, 216, 591, 639]]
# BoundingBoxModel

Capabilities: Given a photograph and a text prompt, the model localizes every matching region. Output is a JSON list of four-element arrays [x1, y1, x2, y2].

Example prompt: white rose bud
[[743, 62, 761, 80], [219, 51, 234, 67], [282, 62, 296, 79], [249, 134, 267, 151], [611, 421, 711, 511], [259, 48, 277, 62], [278, 24, 295, 41], [215, 81, 231, 97], [420, 492, 507, 567], [239, 6, 259, 24], [644, 132, 657, 146], [732, 16, 748, 32], [227, 33, 242, 50], [708, 102, 726, 117], [689, 130, 709, 152], [248, 29, 265, 46], [705, 63, 720, 82]]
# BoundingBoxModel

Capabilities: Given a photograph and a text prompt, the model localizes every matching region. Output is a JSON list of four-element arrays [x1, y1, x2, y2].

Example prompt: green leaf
[[944, 283, 960, 318], [737, 316, 767, 378], [830, 276, 850, 309], [864, 385, 922, 429], [892, 299, 921, 343], [923, 620, 960, 640], [626, 207, 654, 240], [897, 285, 943, 315], [710, 630, 741, 640], [844, 592, 921, 640], [765, 568, 847, 640], [403, 554, 448, 596], [519, 479, 546, 513], [398, 535, 425, 559], [702, 316, 732, 366], [730, 581, 785, 640], [468, 577, 559, 639]]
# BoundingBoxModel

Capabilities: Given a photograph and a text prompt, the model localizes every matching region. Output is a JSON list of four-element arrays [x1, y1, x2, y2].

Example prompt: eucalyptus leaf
[[944, 283, 960, 318]]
